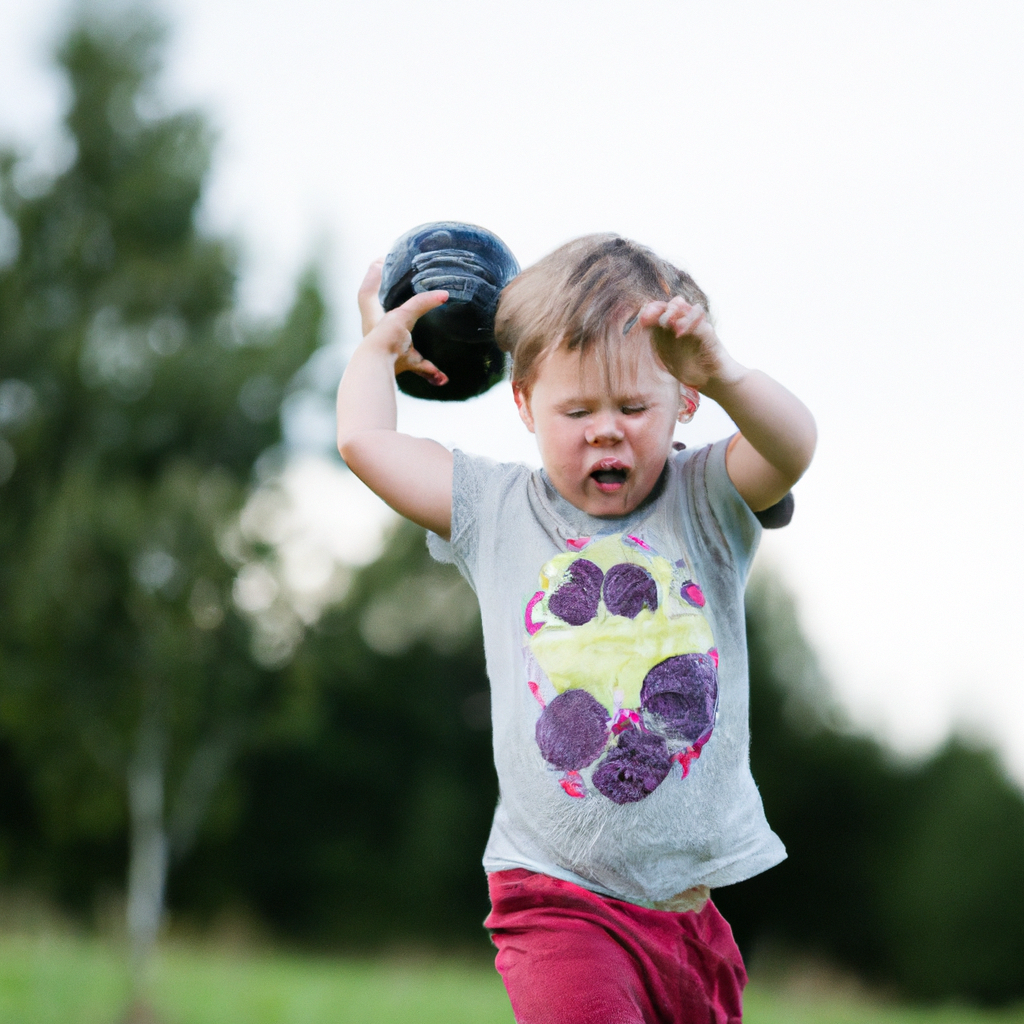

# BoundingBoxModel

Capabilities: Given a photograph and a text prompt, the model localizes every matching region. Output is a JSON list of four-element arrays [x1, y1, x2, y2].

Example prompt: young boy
[[338, 234, 815, 1023]]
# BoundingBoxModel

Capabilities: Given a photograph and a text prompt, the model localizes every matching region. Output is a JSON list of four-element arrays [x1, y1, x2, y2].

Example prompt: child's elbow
[[337, 429, 368, 471], [781, 432, 816, 491], [778, 404, 817, 485], [796, 413, 818, 477]]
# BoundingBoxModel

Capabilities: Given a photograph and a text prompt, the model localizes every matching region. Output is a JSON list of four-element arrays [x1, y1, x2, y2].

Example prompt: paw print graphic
[[524, 534, 718, 804]]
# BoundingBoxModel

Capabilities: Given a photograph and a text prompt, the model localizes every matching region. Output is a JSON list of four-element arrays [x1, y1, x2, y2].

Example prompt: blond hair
[[495, 234, 710, 395]]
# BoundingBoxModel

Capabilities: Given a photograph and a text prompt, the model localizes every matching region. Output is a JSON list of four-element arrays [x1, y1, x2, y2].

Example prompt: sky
[[2, 0, 1023, 783]]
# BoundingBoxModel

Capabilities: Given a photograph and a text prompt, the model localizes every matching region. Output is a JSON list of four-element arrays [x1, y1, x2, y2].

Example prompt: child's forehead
[[536, 334, 673, 396]]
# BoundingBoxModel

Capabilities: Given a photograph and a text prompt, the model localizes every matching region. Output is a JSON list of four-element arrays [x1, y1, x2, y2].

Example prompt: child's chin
[[580, 487, 639, 517]]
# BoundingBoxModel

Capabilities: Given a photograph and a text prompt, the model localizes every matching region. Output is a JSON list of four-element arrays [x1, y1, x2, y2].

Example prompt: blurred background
[[1, 0, 1023, 1020]]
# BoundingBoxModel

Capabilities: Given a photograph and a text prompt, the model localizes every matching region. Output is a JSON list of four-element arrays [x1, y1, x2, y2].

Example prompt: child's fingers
[[391, 288, 449, 331], [358, 259, 386, 336], [637, 301, 668, 328], [657, 296, 693, 324], [375, 289, 449, 386], [661, 302, 707, 338], [395, 346, 449, 387]]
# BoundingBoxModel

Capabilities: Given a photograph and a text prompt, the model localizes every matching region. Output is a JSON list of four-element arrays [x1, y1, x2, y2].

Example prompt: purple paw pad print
[[602, 563, 658, 618], [526, 534, 719, 804], [640, 653, 718, 742], [593, 726, 671, 804], [536, 689, 610, 771], [548, 559, 604, 626]]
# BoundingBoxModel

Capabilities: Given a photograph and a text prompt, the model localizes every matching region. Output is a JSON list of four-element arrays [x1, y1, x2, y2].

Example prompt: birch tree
[[0, 11, 322, 1009]]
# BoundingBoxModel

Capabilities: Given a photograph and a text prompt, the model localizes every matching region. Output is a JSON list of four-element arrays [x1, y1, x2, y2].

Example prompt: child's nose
[[586, 412, 624, 445]]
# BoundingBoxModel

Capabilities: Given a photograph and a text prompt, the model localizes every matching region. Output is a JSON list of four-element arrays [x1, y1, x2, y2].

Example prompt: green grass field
[[1, 931, 1023, 1024]]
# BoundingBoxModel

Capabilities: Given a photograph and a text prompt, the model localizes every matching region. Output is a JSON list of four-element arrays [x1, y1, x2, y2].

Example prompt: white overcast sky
[[2, 0, 1023, 783]]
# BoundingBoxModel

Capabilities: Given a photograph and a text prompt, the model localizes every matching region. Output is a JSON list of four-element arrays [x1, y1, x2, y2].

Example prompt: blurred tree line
[[0, 9, 323, 1002], [1, 7, 1023, 1009]]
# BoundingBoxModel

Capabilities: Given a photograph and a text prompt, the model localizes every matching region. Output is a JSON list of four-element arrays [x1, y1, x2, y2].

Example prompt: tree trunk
[[125, 718, 168, 1002], [168, 728, 237, 863]]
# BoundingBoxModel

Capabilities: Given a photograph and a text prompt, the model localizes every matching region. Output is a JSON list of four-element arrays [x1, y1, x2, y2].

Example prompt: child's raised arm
[[337, 261, 454, 539], [639, 297, 817, 512]]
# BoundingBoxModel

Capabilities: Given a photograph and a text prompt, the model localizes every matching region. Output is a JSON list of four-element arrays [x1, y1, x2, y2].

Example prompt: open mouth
[[590, 466, 629, 491]]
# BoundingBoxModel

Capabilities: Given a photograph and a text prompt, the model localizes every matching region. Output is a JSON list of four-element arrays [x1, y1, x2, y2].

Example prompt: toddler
[[337, 234, 816, 1023]]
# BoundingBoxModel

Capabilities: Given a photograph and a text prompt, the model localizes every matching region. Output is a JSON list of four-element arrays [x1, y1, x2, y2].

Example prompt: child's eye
[[622, 405, 647, 415], [565, 409, 590, 419]]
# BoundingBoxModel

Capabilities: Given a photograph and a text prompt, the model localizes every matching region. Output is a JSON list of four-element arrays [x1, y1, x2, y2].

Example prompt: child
[[337, 234, 816, 1023]]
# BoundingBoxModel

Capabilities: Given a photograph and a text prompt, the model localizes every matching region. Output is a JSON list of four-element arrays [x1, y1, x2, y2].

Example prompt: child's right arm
[[639, 297, 816, 512], [336, 261, 455, 539]]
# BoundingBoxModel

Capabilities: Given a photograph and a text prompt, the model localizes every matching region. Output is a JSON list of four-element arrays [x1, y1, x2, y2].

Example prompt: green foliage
[[0, 10, 324, 904], [713, 573, 1024, 1005], [877, 744, 1024, 1003], [0, 738, 42, 883], [192, 521, 498, 945]]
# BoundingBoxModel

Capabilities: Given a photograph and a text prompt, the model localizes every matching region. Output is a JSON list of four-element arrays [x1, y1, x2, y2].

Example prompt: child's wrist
[[698, 357, 749, 401], [359, 332, 402, 366]]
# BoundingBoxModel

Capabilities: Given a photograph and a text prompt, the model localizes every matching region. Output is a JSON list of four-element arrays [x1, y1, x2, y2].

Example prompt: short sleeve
[[426, 448, 501, 589], [677, 438, 762, 583]]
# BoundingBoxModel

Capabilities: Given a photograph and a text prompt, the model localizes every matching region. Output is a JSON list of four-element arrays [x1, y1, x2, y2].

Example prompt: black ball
[[379, 222, 520, 401], [754, 491, 795, 529]]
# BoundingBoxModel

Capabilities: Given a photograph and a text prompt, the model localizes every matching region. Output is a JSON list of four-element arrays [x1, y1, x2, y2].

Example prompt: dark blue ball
[[379, 222, 520, 401]]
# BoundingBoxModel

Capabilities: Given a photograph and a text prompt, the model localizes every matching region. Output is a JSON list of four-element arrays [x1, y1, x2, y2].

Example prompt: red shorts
[[485, 869, 747, 1024]]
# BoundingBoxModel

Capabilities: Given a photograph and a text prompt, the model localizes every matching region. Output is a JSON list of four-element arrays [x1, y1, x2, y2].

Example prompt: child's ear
[[676, 383, 699, 425], [512, 382, 536, 433]]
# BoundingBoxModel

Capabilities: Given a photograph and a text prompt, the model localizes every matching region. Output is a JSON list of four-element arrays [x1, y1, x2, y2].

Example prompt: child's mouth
[[590, 467, 628, 491]]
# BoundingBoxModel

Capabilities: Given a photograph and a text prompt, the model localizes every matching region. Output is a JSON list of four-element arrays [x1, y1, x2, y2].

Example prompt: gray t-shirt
[[428, 439, 785, 907]]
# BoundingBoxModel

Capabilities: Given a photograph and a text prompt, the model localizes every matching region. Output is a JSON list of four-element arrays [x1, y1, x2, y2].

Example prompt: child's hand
[[337, 260, 456, 538], [637, 296, 816, 512], [358, 260, 449, 387], [638, 297, 741, 393]]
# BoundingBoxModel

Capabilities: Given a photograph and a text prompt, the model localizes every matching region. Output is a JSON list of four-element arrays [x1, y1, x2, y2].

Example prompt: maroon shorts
[[485, 869, 747, 1024]]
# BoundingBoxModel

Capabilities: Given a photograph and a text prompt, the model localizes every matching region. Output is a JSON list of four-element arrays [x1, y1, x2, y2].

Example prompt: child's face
[[514, 339, 684, 517]]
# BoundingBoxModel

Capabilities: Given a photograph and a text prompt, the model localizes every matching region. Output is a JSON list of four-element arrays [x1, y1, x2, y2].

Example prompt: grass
[[1, 930, 1024, 1024], [743, 987, 1024, 1024], [0, 933, 515, 1024]]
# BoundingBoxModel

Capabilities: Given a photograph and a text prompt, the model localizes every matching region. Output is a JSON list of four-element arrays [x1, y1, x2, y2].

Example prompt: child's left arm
[[640, 297, 817, 512]]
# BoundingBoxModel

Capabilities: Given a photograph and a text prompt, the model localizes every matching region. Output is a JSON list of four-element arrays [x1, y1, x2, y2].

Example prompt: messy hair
[[494, 234, 711, 395]]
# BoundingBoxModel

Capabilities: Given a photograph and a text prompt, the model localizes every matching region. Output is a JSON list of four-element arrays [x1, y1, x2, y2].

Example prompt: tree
[[222, 519, 498, 948], [713, 570, 1024, 1004], [0, 9, 323, 1007]]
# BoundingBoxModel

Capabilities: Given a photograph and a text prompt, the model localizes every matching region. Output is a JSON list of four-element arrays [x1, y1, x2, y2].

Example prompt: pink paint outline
[[671, 745, 701, 779], [671, 730, 713, 780], [611, 708, 642, 734], [560, 771, 586, 798], [524, 591, 545, 635]]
